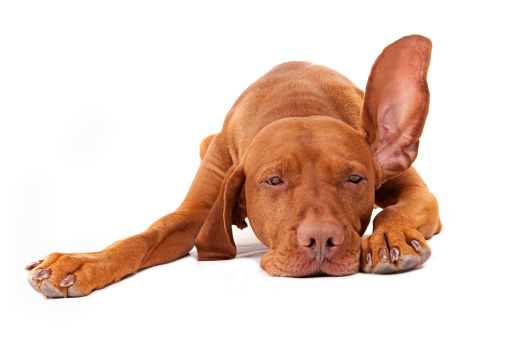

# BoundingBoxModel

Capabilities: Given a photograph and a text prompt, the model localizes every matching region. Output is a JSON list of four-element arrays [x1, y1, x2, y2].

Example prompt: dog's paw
[[360, 228, 430, 274], [25, 252, 115, 298]]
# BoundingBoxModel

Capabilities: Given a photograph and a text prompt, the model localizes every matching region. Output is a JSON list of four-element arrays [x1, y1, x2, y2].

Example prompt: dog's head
[[195, 35, 432, 276]]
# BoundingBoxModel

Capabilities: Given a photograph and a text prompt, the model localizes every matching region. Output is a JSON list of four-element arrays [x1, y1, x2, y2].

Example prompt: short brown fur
[[27, 35, 440, 297]]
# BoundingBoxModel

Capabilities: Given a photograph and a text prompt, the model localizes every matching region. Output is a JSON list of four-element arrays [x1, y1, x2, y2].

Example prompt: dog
[[26, 34, 442, 298]]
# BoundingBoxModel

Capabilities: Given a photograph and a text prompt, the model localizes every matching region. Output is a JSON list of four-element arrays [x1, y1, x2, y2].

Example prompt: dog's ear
[[361, 35, 432, 183], [194, 162, 247, 260]]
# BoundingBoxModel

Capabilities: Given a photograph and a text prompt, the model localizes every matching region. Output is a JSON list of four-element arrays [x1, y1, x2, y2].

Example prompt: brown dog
[[26, 35, 441, 297]]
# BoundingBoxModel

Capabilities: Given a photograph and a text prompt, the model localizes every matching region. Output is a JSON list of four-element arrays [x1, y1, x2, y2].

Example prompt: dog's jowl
[[27, 35, 441, 298]]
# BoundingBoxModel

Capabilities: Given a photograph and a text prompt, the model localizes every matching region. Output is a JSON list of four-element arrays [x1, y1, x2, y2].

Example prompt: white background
[[1, 1, 506, 337]]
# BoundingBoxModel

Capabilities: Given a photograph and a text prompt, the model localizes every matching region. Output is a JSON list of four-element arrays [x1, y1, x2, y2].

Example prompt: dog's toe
[[397, 254, 419, 271], [40, 279, 65, 298], [373, 248, 397, 274], [411, 240, 431, 266]]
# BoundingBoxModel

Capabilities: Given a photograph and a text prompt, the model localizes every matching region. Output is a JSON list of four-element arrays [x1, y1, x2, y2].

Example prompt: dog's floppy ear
[[361, 35, 432, 183], [195, 162, 247, 260]]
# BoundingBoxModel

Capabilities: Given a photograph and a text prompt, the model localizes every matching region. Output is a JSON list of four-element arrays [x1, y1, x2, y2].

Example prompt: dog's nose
[[297, 222, 344, 258]]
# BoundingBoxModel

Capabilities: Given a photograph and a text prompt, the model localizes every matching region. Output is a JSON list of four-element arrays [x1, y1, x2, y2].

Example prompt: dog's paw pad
[[398, 255, 419, 271], [40, 280, 65, 298]]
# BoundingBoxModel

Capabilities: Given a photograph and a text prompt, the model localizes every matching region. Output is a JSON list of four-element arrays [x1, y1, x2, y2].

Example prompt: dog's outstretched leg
[[26, 134, 231, 298]]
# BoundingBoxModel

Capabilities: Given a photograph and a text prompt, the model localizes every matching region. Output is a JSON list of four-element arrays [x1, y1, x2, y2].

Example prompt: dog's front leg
[[361, 167, 442, 274], [26, 135, 232, 298]]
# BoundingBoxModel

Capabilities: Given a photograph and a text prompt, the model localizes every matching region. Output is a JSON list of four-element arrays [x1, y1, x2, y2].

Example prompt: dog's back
[[223, 61, 366, 160]]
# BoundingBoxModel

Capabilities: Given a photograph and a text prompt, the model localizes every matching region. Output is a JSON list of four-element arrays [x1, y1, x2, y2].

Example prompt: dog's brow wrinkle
[[206, 162, 228, 179]]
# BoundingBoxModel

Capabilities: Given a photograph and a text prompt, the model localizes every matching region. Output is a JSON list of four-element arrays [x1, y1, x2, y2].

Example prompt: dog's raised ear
[[195, 162, 247, 260], [361, 35, 432, 183]]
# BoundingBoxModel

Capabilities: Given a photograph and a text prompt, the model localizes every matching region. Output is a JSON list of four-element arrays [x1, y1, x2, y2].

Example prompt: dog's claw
[[365, 253, 372, 266], [411, 240, 421, 251], [32, 269, 51, 280], [411, 239, 431, 265], [25, 261, 42, 270], [390, 247, 400, 262], [60, 275, 76, 287], [379, 248, 388, 262]]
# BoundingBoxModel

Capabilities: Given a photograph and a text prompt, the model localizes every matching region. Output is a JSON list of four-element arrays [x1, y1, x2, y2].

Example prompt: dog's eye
[[267, 177, 284, 186], [348, 175, 362, 184]]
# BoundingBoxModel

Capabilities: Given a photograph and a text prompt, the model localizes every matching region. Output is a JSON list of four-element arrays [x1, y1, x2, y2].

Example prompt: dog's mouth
[[259, 246, 361, 277], [259, 223, 362, 277]]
